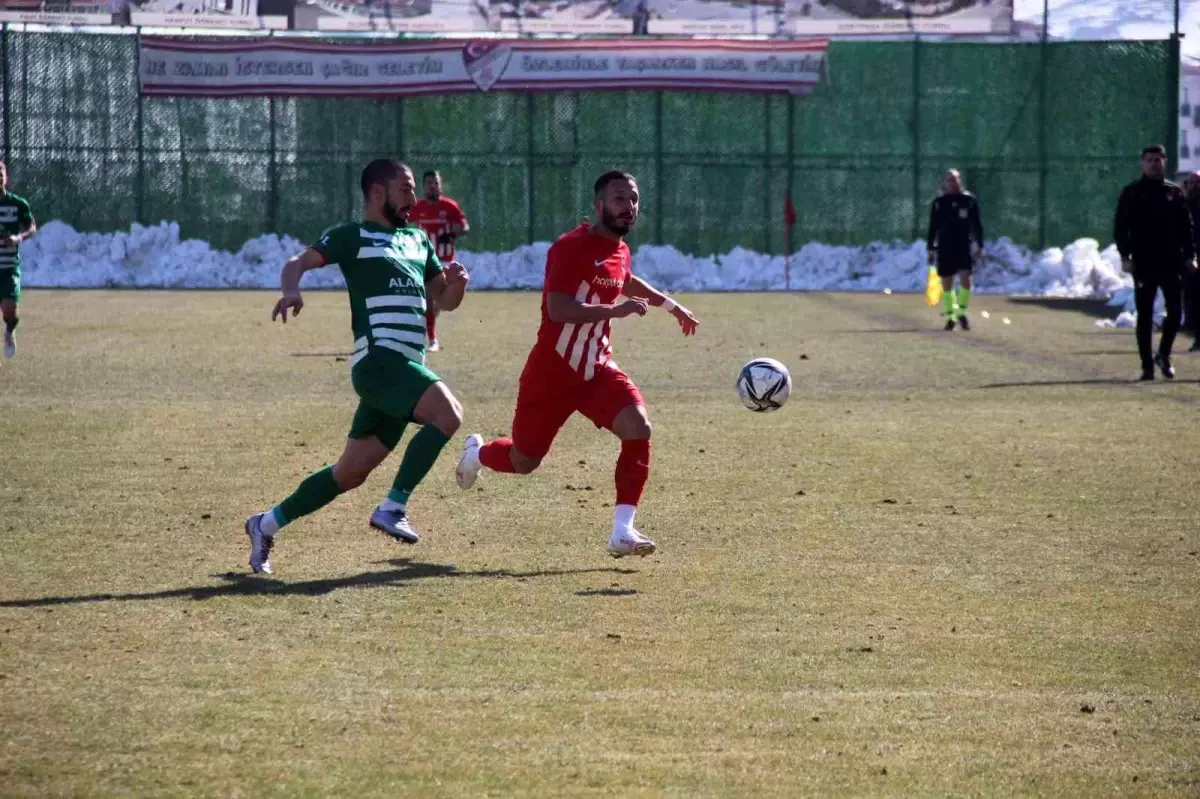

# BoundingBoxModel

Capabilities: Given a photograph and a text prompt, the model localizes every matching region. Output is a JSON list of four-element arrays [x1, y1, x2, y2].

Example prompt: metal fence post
[[786, 93, 795, 259], [763, 95, 772, 254], [267, 96, 278, 234], [911, 36, 922, 242], [526, 93, 535, 244], [1167, 30, 1181, 178], [1037, 10, 1048, 250], [396, 98, 405, 157], [654, 91, 664, 245], [2, 25, 10, 164], [134, 32, 145, 225]]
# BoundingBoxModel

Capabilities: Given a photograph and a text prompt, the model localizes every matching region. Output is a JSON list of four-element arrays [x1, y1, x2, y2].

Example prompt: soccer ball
[[736, 357, 792, 412]]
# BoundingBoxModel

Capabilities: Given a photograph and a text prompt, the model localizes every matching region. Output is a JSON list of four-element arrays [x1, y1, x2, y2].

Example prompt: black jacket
[[927, 192, 983, 264], [1189, 194, 1200, 257], [1113, 177, 1195, 275]]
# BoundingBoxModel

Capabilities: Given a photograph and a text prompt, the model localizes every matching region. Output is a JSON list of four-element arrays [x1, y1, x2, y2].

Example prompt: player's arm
[[1178, 191, 1196, 268], [970, 197, 984, 259], [546, 291, 647, 323], [1114, 186, 1134, 272], [623, 273, 699, 336], [926, 199, 939, 265], [272, 247, 327, 323], [426, 261, 469, 311], [451, 205, 469, 237], [3, 202, 35, 248]]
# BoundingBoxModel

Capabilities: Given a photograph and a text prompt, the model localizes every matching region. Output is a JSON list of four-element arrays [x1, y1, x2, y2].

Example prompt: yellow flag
[[925, 267, 942, 307]]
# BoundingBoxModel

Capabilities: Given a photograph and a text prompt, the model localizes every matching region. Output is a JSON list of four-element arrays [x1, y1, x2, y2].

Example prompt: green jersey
[[312, 221, 443, 366], [0, 193, 33, 270]]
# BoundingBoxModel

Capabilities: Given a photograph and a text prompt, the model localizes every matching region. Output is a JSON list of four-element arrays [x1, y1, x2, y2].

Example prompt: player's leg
[[1, 268, 20, 357], [938, 267, 957, 330], [1187, 270, 1200, 351], [1155, 275, 1183, 379], [1134, 276, 1159, 379], [956, 270, 973, 330], [368, 379, 462, 542], [426, 298, 440, 352], [245, 407, 393, 574], [578, 366, 656, 558], [456, 366, 574, 486]]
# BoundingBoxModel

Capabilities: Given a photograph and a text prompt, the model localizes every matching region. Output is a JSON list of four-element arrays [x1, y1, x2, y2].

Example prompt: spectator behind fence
[[1113, 145, 1197, 380], [1184, 171, 1200, 351]]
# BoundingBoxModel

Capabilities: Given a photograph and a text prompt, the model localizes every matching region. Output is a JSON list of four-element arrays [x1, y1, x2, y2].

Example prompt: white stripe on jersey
[[375, 338, 425, 363], [371, 327, 426, 345], [370, 311, 427, 327], [366, 295, 425, 310], [567, 291, 601, 370], [359, 228, 395, 242], [582, 321, 606, 381], [350, 348, 369, 367], [356, 246, 402, 260], [555, 281, 592, 358], [354, 336, 368, 350]]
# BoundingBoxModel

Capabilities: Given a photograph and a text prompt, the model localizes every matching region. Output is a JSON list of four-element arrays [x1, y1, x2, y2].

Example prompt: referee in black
[[1113, 145, 1197, 380], [1183, 171, 1200, 351], [927, 169, 984, 330]]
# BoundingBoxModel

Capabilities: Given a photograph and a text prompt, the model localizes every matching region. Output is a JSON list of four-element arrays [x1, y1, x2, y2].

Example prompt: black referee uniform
[[1113, 174, 1196, 376], [927, 191, 984, 278]]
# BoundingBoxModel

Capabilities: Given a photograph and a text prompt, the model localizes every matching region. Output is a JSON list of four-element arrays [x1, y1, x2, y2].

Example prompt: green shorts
[[0, 266, 20, 303], [348, 349, 440, 450]]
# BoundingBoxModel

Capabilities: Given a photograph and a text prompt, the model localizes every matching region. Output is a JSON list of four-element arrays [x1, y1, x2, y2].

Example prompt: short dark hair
[[1142, 144, 1167, 158], [360, 158, 410, 197], [422, 170, 440, 181], [594, 170, 636, 197]]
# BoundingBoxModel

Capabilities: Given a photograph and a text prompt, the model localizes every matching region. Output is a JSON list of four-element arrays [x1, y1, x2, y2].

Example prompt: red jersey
[[410, 196, 467, 262], [533, 223, 631, 382]]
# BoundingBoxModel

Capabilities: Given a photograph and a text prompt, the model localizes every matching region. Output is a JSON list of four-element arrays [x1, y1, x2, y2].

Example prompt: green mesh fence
[[0, 31, 1174, 254]]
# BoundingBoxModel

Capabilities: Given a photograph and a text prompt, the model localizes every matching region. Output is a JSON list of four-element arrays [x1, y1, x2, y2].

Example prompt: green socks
[[956, 287, 972, 317], [391, 425, 452, 502], [941, 289, 957, 321], [275, 465, 343, 528]]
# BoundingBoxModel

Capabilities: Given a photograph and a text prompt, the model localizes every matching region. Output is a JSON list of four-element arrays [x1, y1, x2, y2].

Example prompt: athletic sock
[[479, 438, 518, 473], [956, 287, 972, 316], [612, 504, 637, 536], [274, 465, 343, 532], [425, 308, 437, 340], [615, 439, 651, 507], [941, 289, 957, 321], [392, 425, 451, 500], [4, 317, 17, 334]]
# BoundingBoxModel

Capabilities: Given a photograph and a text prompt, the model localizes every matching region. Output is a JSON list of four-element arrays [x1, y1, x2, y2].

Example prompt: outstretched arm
[[272, 248, 327, 323], [546, 290, 647, 324], [624, 274, 699, 336]]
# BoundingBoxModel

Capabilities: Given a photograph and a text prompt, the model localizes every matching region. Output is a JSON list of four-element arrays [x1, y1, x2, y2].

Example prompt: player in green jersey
[[0, 162, 37, 358], [245, 159, 470, 574]]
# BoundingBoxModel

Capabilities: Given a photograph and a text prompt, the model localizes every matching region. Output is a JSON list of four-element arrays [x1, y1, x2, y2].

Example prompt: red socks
[[615, 439, 651, 506], [425, 308, 437, 340], [479, 438, 517, 473]]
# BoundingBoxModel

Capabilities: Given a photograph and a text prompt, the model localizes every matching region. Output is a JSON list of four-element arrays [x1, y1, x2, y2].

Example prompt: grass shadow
[[575, 588, 639, 597], [979, 378, 1200, 389], [1008, 296, 1117, 321], [0, 559, 638, 608]]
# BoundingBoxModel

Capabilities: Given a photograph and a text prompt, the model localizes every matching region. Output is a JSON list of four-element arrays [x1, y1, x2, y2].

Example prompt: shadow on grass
[[0, 559, 638, 608], [1007, 296, 1116, 320], [574, 588, 638, 597], [831, 328, 930, 334], [290, 352, 353, 358], [979, 378, 1200, 388]]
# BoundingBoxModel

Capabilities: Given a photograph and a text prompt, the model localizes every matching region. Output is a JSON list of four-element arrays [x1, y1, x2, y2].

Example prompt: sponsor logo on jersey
[[592, 276, 624, 289]]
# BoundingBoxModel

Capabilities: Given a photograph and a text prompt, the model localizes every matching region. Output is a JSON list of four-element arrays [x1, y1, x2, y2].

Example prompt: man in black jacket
[[927, 169, 984, 331], [1183, 171, 1200, 351], [1113, 145, 1197, 379]]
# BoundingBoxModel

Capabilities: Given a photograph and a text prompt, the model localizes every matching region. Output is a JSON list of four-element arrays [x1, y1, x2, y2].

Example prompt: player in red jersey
[[410, 170, 469, 352], [454, 170, 699, 558]]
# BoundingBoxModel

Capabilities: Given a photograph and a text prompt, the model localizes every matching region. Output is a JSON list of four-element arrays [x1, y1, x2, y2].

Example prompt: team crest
[[462, 41, 513, 92]]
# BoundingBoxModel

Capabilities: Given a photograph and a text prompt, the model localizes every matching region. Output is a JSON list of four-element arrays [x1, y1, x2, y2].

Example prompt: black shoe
[[943, 319, 956, 331], [958, 314, 970, 331], [1140, 369, 1155, 381], [1154, 352, 1175, 379]]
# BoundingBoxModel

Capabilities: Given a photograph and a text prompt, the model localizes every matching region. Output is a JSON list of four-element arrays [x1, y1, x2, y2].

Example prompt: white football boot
[[607, 527, 657, 558], [455, 433, 483, 489]]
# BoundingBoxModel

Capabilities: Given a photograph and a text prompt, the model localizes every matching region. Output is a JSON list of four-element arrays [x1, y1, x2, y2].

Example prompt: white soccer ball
[[736, 357, 792, 412]]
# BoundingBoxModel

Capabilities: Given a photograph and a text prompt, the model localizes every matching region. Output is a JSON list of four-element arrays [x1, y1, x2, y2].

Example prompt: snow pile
[[19, 220, 1139, 306]]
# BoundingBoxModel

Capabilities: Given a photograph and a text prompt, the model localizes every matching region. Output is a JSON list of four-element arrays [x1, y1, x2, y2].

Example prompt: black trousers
[[1135, 271, 1184, 367]]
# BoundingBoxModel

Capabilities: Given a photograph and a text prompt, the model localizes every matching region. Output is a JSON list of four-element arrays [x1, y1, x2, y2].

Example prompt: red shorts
[[512, 349, 644, 461]]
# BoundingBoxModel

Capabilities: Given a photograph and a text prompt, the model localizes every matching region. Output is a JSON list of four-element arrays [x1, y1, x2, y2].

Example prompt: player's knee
[[433, 396, 463, 437], [333, 466, 369, 491]]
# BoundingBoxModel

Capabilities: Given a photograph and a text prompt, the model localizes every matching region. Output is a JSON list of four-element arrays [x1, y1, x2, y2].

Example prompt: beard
[[383, 200, 409, 228], [601, 208, 635, 236]]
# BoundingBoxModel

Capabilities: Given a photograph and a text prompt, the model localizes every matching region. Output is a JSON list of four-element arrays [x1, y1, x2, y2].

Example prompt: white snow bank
[[20, 220, 1138, 306]]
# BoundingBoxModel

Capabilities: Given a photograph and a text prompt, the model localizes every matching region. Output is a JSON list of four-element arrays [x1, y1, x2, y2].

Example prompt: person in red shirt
[[410, 170, 469, 352], [453, 170, 699, 558]]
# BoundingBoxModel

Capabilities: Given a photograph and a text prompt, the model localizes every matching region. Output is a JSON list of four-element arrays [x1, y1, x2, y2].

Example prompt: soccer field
[[1, 290, 1198, 797]]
